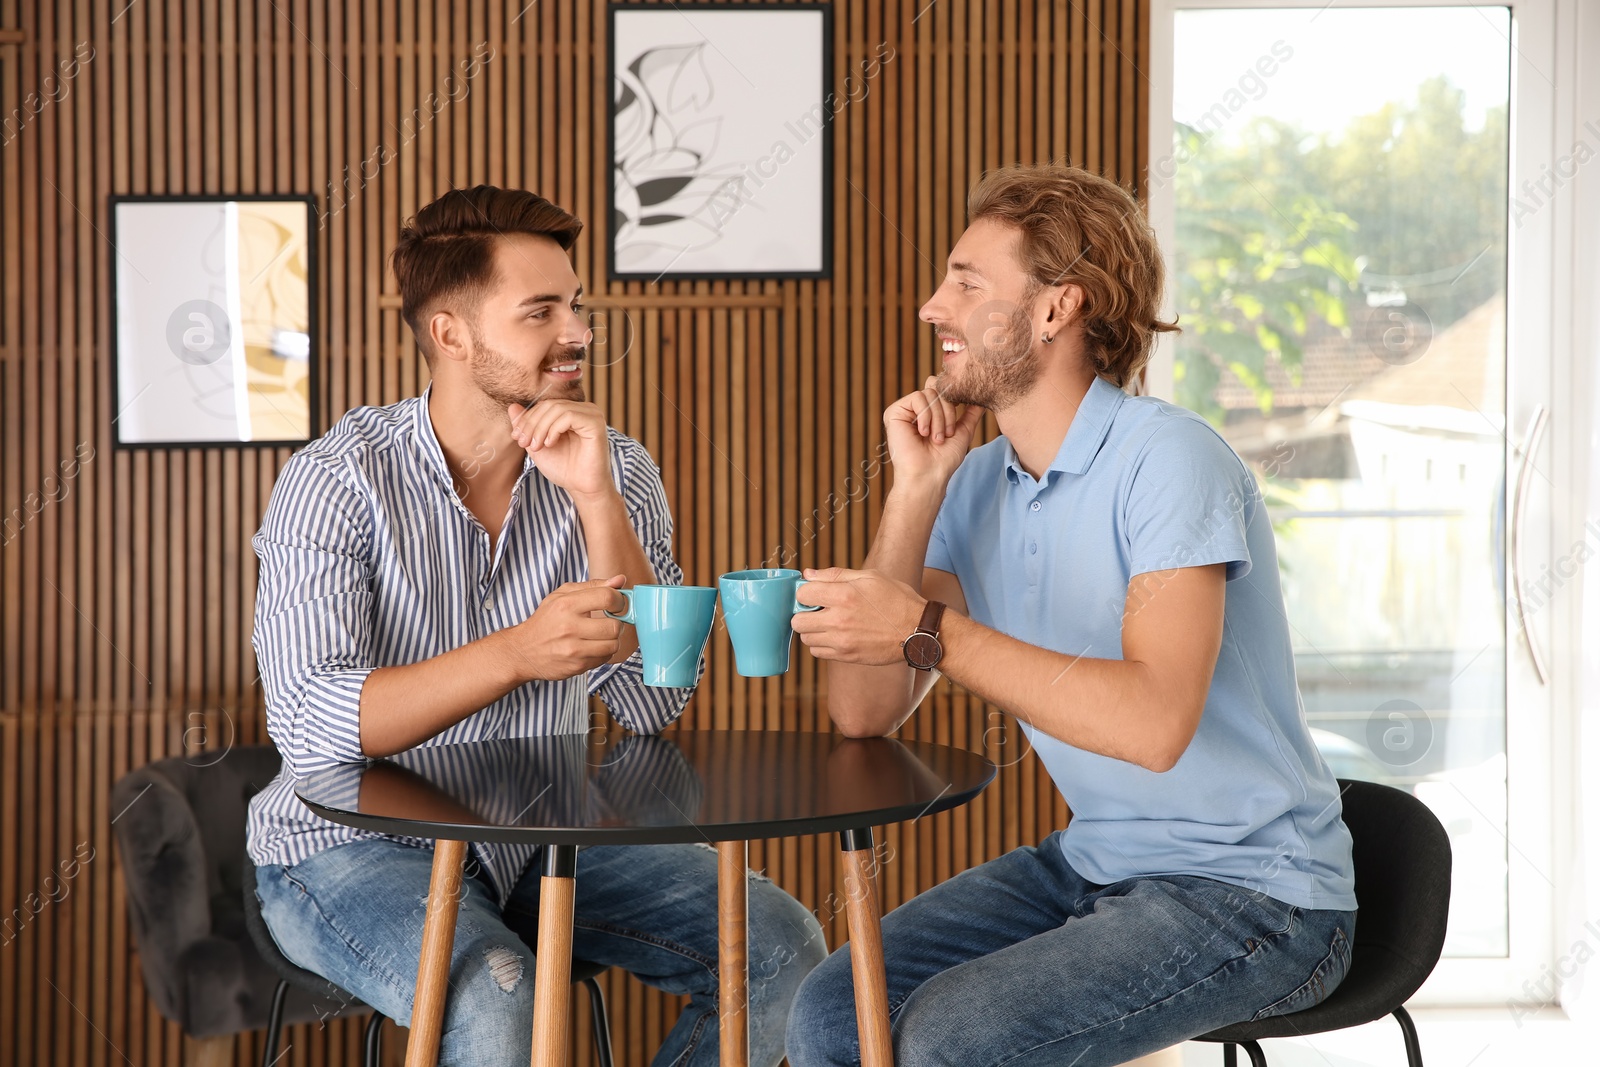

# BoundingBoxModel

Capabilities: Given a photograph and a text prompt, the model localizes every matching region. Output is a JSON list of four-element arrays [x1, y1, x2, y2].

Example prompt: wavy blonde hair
[[967, 164, 1179, 387]]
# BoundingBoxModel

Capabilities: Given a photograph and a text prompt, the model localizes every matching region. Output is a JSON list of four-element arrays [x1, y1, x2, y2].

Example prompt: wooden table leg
[[717, 840, 750, 1067], [405, 838, 467, 1067], [840, 827, 893, 1067], [531, 845, 579, 1067]]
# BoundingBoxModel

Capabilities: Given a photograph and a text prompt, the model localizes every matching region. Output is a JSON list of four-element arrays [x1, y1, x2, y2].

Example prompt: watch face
[[904, 633, 943, 671]]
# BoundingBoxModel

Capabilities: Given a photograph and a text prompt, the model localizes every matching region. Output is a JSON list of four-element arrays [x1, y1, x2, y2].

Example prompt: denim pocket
[[1231, 893, 1298, 953], [278, 865, 311, 896], [1251, 924, 1351, 1020]]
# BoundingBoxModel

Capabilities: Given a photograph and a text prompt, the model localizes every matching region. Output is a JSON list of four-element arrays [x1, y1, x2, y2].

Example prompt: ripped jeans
[[255, 838, 825, 1067]]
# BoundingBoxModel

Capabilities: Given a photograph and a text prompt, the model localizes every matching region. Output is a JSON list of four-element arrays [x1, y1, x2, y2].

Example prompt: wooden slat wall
[[0, 1, 1148, 1063]]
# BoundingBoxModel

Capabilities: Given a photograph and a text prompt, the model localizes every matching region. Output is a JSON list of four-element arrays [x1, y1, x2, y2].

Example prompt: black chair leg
[[261, 979, 289, 1067], [1223, 1043, 1237, 1067], [1238, 1040, 1269, 1067], [582, 975, 615, 1067], [1394, 1004, 1423, 1067], [363, 1010, 385, 1067]]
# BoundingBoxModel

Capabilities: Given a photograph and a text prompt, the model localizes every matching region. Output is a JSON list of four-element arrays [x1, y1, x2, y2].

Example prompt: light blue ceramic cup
[[718, 568, 823, 677], [605, 585, 718, 687]]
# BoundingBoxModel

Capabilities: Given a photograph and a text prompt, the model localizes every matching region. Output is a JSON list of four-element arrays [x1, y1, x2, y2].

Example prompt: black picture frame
[[108, 193, 320, 450], [607, 2, 834, 282]]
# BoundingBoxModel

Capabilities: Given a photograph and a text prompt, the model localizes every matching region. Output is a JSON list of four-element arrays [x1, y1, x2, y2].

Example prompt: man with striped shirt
[[247, 186, 823, 1066]]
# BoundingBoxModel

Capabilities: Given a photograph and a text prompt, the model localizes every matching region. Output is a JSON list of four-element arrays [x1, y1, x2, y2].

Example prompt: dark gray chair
[[114, 745, 615, 1067], [110, 746, 324, 1046], [1195, 779, 1453, 1066]]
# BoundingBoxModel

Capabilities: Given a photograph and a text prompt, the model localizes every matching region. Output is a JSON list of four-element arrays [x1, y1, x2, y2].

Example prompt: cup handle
[[793, 578, 823, 613], [605, 588, 636, 625]]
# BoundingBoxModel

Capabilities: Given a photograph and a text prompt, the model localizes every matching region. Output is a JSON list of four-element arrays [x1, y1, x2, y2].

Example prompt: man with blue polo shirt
[[785, 163, 1356, 1066]]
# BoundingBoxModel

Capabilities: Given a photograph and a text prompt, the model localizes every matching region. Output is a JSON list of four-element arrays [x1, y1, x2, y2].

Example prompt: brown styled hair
[[389, 185, 584, 360], [966, 164, 1178, 387]]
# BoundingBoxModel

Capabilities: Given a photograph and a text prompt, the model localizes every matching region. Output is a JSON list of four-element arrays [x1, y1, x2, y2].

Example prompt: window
[[1149, 0, 1563, 1003]]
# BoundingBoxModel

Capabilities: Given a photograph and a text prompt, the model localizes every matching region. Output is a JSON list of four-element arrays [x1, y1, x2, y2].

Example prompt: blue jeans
[[786, 832, 1354, 1067], [255, 838, 825, 1067]]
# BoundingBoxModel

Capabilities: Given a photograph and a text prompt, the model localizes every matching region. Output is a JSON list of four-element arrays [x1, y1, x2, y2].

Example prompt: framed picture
[[109, 194, 318, 448], [608, 3, 833, 281]]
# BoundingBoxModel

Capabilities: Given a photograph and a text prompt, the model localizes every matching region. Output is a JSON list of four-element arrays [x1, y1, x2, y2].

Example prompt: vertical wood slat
[[0, 2, 1147, 1064], [104, 4, 131, 1049]]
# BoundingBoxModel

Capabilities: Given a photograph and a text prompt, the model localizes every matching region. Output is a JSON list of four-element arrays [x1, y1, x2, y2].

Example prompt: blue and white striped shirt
[[245, 386, 699, 897]]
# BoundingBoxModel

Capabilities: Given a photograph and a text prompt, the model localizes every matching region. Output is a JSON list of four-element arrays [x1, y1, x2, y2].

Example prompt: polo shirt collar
[[1003, 375, 1127, 482]]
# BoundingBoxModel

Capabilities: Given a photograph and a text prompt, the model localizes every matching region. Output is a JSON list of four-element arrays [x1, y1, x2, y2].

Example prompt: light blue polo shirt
[[928, 376, 1356, 911]]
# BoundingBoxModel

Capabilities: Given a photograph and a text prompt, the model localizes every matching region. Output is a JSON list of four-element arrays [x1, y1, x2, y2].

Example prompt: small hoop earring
[[1041, 332, 1052, 344]]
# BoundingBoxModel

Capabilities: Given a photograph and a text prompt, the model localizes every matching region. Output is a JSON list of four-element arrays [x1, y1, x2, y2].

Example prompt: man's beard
[[934, 298, 1042, 411], [468, 330, 587, 408]]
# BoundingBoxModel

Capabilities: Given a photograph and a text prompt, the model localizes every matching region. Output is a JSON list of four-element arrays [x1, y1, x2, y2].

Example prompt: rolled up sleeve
[[588, 435, 701, 733], [251, 453, 377, 775]]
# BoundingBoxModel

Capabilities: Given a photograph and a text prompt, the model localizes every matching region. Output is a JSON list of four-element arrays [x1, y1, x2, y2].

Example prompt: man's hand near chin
[[507, 399, 659, 664], [508, 399, 617, 503], [801, 378, 983, 737]]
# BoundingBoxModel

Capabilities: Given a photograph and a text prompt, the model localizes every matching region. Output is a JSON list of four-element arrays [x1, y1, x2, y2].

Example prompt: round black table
[[295, 730, 995, 1067]]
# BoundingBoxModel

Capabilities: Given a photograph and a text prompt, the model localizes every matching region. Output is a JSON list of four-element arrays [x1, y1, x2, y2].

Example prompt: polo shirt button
[[1029, 542, 1038, 554], [1030, 501, 1041, 512], [483, 597, 494, 611]]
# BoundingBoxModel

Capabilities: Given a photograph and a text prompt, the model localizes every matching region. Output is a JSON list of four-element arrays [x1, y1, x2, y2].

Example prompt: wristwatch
[[902, 600, 947, 672]]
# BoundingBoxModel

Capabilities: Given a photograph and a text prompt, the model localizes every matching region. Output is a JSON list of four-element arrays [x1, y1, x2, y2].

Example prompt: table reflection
[[295, 730, 993, 845]]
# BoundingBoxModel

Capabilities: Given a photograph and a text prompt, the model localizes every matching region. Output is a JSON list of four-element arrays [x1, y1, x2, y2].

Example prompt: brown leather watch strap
[[903, 600, 948, 672]]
